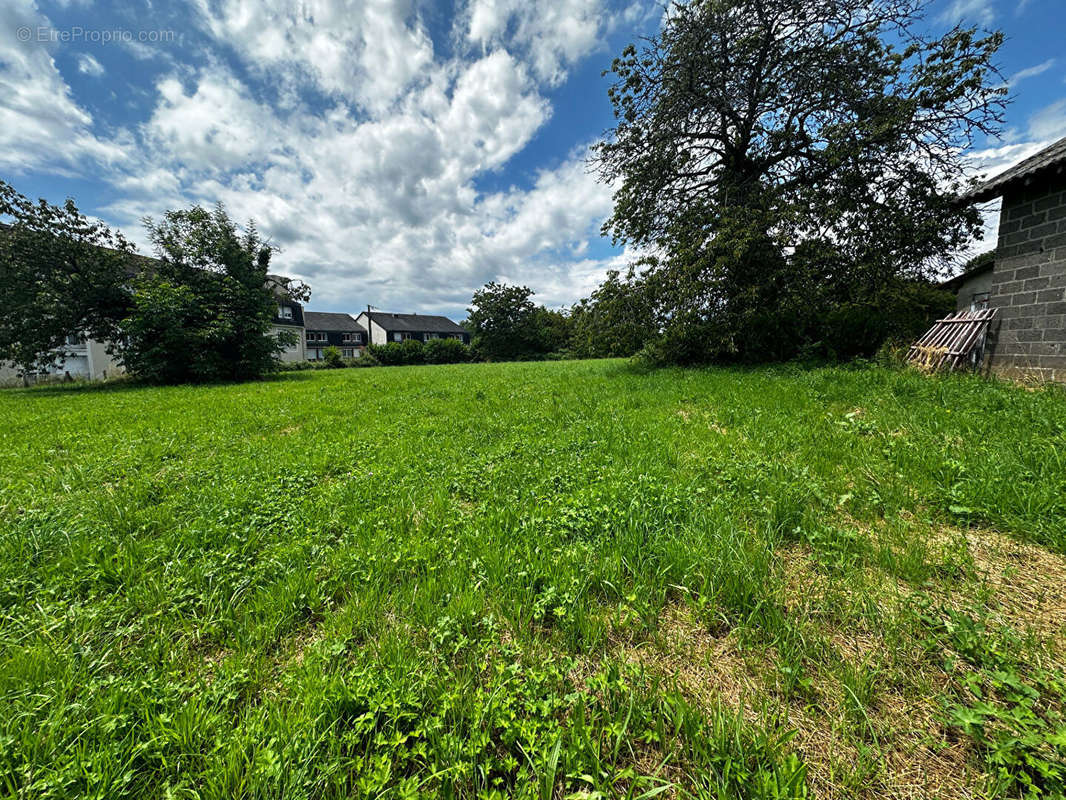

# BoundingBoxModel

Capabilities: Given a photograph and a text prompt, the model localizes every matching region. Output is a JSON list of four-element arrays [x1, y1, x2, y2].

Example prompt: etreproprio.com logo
[[16, 26, 176, 44]]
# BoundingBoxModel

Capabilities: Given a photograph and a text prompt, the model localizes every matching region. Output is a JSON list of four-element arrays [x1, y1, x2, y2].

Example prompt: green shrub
[[352, 350, 379, 367], [322, 346, 345, 368], [399, 339, 424, 364], [424, 337, 471, 364], [276, 360, 316, 371], [368, 340, 426, 366]]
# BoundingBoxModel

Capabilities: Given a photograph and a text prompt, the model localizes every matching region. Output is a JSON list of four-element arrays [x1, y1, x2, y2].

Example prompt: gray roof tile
[[303, 311, 365, 332], [364, 312, 465, 334]]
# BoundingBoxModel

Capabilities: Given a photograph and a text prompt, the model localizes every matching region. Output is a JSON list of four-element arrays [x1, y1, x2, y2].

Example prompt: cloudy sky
[[1, 0, 1064, 318]]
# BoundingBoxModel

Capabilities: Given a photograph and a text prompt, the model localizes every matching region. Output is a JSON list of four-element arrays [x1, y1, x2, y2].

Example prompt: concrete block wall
[[988, 174, 1066, 382]]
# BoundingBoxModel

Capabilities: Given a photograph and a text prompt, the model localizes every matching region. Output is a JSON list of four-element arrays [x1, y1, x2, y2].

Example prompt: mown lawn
[[1, 360, 1065, 799]]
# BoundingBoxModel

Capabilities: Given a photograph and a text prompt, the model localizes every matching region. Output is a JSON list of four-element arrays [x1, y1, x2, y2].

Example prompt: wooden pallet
[[907, 309, 997, 373]]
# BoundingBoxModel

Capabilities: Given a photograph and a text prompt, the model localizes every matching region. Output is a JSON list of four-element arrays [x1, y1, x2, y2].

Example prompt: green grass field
[[2, 360, 1065, 799]]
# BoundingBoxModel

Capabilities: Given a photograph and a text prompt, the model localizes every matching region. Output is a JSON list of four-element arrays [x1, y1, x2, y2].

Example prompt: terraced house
[[303, 312, 368, 360], [356, 311, 470, 346]]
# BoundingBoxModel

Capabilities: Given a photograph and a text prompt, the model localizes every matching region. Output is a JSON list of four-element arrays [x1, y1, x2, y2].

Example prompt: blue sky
[[0, 0, 1063, 318]]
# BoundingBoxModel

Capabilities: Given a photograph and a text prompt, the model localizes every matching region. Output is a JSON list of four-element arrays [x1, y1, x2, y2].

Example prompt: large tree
[[120, 204, 295, 383], [0, 180, 134, 377], [467, 282, 561, 361], [570, 266, 659, 359], [592, 0, 1005, 362]]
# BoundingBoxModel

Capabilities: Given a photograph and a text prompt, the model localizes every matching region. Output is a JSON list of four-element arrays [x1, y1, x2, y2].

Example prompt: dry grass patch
[[952, 526, 1066, 648], [611, 599, 982, 799]]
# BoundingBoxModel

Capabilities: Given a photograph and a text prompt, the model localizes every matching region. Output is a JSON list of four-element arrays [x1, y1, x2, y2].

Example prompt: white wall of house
[[272, 324, 305, 362], [0, 337, 125, 385], [356, 313, 390, 345]]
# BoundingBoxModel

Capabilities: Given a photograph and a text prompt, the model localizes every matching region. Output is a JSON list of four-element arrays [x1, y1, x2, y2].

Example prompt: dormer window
[[278, 304, 294, 320]]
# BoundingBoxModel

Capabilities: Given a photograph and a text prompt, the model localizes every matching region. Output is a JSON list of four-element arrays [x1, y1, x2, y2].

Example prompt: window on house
[[971, 292, 990, 311], [425, 332, 439, 340], [342, 348, 354, 358], [394, 332, 403, 342], [64, 334, 85, 347], [278, 304, 293, 319]]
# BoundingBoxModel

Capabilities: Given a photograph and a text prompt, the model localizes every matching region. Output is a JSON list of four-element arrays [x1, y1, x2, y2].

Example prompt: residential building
[[355, 311, 470, 345], [268, 275, 307, 362], [963, 135, 1066, 381], [0, 334, 124, 385], [303, 311, 367, 360]]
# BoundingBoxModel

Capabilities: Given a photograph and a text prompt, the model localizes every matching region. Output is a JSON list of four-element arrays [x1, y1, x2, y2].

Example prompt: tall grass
[[0, 361, 1063, 798]]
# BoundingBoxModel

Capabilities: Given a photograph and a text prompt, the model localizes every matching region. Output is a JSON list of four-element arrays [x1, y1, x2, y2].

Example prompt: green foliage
[[322, 346, 345, 368], [0, 179, 135, 375], [1, 361, 1064, 797], [570, 266, 658, 359], [368, 336, 473, 366], [592, 0, 1006, 364], [119, 204, 286, 383], [423, 337, 472, 364], [368, 339, 426, 366], [918, 603, 1066, 798], [467, 282, 570, 360]]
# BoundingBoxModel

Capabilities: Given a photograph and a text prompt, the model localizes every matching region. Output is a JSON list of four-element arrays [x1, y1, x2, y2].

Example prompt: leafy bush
[[277, 360, 328, 371], [424, 337, 471, 364], [368, 340, 426, 366], [322, 346, 345, 369], [351, 350, 379, 368], [119, 205, 298, 383]]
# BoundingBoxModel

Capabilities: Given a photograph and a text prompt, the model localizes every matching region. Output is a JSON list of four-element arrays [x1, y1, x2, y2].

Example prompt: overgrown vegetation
[[0, 179, 136, 376], [465, 282, 571, 361], [0, 182, 303, 383], [121, 205, 305, 383], [588, 0, 1005, 364], [368, 337, 473, 366], [2, 360, 1064, 798]]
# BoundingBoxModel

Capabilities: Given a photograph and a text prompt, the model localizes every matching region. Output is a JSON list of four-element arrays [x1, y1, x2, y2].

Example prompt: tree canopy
[[570, 266, 658, 359], [120, 205, 296, 383], [466, 282, 571, 361], [1, 181, 307, 383], [0, 180, 135, 375], [591, 0, 1005, 363]]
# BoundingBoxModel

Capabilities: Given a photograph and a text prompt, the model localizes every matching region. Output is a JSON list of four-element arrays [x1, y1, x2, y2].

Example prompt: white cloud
[[0, 1, 127, 173], [463, 0, 609, 85], [1008, 58, 1056, 87], [937, 0, 995, 26], [1028, 98, 1066, 142], [144, 72, 288, 172], [3, 0, 636, 315], [76, 53, 105, 76], [192, 0, 435, 113]]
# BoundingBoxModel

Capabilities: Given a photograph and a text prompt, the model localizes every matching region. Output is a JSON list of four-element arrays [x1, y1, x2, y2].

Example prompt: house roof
[[362, 311, 466, 334], [967, 135, 1066, 202], [303, 311, 365, 332]]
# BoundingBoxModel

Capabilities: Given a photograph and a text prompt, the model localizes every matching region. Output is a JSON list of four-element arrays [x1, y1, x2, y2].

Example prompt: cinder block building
[[967, 136, 1066, 381]]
